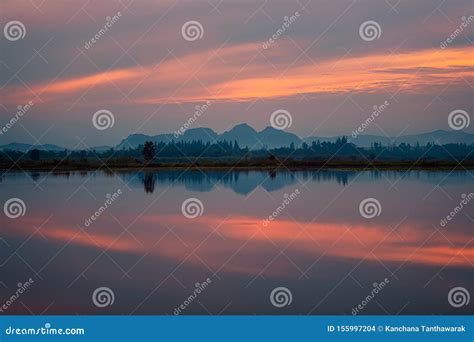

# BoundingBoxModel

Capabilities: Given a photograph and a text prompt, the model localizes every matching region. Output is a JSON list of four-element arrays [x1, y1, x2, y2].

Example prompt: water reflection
[[0, 169, 472, 315], [130, 169, 356, 195], [142, 172, 156, 194]]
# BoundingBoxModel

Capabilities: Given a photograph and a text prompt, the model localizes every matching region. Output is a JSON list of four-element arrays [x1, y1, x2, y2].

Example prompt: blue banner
[[0, 316, 472, 341]]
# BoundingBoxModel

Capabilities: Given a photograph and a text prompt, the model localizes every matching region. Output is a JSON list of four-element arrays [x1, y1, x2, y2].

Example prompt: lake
[[0, 169, 472, 315]]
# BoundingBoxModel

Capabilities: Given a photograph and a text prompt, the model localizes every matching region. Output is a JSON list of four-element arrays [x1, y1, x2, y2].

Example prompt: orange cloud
[[193, 47, 474, 102], [42, 68, 142, 95], [3, 45, 473, 106]]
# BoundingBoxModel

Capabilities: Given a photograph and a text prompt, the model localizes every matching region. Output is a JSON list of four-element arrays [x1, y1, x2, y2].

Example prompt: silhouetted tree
[[2, 137, 472, 167], [142, 141, 156, 162], [233, 140, 240, 154], [29, 149, 40, 161]]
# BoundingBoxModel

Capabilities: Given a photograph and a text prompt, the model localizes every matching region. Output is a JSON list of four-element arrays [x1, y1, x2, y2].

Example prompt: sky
[[0, 0, 473, 148]]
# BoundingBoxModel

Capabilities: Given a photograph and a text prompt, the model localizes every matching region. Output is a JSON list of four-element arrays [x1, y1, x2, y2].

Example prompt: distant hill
[[117, 124, 302, 150], [305, 129, 474, 148], [118, 125, 473, 150], [2, 125, 473, 152], [116, 128, 218, 149], [219, 123, 261, 148], [0, 143, 66, 152], [0, 143, 113, 153], [88, 145, 113, 152], [393, 130, 474, 146]]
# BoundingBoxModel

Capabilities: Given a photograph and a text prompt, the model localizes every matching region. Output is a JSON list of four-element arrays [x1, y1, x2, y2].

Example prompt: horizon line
[[1, 125, 473, 150]]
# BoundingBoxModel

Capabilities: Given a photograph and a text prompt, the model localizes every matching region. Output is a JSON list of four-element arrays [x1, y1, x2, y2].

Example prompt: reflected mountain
[[4, 169, 471, 194], [129, 169, 470, 194], [118, 169, 357, 195]]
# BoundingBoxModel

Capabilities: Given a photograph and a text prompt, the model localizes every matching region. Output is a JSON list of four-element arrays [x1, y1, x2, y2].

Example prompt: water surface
[[0, 169, 472, 315]]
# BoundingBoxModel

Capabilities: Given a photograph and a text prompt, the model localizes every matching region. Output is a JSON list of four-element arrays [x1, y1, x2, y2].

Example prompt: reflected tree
[[142, 172, 156, 193]]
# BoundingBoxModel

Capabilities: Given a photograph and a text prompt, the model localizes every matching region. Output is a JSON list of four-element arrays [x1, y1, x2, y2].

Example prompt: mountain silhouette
[[117, 125, 473, 150], [116, 123, 302, 150], [1, 124, 473, 152], [304, 129, 474, 147], [0, 143, 66, 152]]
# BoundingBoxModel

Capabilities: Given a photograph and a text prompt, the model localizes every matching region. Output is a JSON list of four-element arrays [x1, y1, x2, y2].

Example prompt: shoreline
[[2, 161, 473, 172]]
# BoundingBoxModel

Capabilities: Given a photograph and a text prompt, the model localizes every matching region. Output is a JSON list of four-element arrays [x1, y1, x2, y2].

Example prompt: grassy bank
[[2, 158, 473, 172]]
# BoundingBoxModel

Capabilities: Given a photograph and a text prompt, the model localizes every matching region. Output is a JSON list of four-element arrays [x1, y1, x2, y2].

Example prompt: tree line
[[0, 138, 473, 165]]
